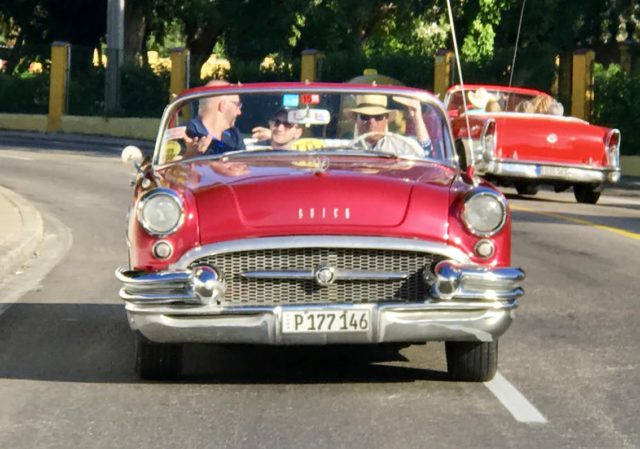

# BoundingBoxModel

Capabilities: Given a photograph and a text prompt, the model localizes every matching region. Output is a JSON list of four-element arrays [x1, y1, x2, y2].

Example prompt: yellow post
[[47, 42, 70, 132], [571, 49, 595, 121], [301, 49, 324, 82], [434, 49, 453, 99], [169, 48, 190, 100]]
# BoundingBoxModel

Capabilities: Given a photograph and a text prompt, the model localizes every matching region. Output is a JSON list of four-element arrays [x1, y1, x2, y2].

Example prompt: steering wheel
[[351, 131, 425, 157]]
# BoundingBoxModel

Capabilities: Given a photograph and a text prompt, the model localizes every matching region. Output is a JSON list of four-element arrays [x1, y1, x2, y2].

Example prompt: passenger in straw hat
[[467, 88, 496, 112], [347, 94, 430, 157]]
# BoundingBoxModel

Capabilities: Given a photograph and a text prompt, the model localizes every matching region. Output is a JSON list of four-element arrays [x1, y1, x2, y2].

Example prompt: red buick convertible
[[445, 84, 621, 204], [116, 82, 525, 381]]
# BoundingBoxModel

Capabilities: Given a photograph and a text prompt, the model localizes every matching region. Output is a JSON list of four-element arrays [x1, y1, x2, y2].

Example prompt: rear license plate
[[540, 166, 569, 178], [281, 310, 371, 334]]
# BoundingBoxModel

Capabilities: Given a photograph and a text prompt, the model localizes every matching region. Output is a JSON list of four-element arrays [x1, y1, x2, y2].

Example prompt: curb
[[0, 186, 44, 283], [0, 129, 154, 154]]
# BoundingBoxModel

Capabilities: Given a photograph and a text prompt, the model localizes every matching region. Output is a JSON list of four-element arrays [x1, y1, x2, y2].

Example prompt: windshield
[[154, 87, 454, 166]]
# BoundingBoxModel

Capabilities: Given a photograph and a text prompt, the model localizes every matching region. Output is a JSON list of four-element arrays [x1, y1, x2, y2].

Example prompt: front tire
[[574, 184, 601, 204], [134, 333, 183, 380], [446, 340, 498, 382]]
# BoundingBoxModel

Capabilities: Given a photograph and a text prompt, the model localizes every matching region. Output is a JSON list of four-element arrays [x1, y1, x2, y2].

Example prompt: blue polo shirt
[[186, 117, 246, 155]]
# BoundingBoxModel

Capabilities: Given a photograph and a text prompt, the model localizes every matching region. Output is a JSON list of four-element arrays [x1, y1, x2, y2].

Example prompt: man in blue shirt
[[184, 80, 246, 158]]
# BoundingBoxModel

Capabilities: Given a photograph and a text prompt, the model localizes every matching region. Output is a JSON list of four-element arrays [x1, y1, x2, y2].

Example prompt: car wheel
[[574, 184, 601, 204], [134, 333, 183, 380], [515, 182, 539, 196], [445, 340, 498, 382]]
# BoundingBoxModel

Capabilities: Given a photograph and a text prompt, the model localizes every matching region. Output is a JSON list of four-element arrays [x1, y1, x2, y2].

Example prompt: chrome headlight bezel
[[462, 188, 508, 237], [136, 188, 185, 236]]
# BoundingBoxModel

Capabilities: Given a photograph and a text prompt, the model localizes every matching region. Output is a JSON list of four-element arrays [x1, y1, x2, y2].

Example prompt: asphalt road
[[0, 144, 638, 449]]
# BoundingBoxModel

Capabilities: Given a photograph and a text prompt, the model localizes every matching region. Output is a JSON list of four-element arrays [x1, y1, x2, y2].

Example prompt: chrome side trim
[[170, 236, 471, 270], [242, 269, 409, 281]]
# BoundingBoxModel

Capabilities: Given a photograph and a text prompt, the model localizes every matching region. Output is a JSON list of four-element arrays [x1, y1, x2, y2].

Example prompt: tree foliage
[[0, 0, 638, 85]]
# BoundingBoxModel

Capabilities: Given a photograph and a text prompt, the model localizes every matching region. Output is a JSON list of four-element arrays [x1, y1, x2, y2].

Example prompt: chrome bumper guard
[[115, 266, 226, 305], [430, 261, 525, 301], [116, 261, 524, 344]]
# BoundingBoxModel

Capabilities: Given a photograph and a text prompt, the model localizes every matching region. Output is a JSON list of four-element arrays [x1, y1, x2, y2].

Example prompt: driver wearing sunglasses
[[348, 94, 431, 157]]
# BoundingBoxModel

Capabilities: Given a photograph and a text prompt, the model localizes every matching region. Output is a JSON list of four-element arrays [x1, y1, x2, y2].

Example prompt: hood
[[158, 156, 456, 242]]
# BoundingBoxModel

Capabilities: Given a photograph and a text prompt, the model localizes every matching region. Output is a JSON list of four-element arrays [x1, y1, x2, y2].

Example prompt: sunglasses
[[358, 113, 388, 122], [268, 118, 295, 129]]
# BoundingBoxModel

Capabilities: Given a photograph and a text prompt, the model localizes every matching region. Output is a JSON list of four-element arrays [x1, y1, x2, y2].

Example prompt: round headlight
[[462, 190, 507, 236], [137, 189, 184, 236]]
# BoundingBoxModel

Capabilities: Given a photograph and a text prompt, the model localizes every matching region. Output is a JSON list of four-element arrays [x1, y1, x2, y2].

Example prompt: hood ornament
[[314, 265, 336, 287], [310, 157, 330, 174]]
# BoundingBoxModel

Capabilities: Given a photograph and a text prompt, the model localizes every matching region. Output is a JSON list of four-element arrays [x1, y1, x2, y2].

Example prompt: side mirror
[[121, 145, 144, 173]]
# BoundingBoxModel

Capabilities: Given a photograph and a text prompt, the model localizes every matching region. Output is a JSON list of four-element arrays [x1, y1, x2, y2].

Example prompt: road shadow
[[0, 303, 449, 384], [505, 191, 640, 212], [511, 208, 640, 233]]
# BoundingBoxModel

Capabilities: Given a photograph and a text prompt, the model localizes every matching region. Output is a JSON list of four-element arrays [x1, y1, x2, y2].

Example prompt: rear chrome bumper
[[116, 261, 525, 344], [483, 160, 621, 184]]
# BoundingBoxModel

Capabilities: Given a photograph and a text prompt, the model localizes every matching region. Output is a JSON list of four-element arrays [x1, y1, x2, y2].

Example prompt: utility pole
[[105, 0, 125, 115]]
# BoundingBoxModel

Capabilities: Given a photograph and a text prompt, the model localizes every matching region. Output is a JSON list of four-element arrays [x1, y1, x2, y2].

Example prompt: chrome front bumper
[[483, 160, 621, 184], [116, 261, 525, 344]]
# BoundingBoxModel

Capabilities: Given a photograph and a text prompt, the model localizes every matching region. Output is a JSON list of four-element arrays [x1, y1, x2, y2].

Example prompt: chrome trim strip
[[486, 160, 620, 183], [241, 269, 409, 281], [242, 270, 312, 280], [170, 236, 471, 270], [119, 288, 196, 304], [125, 300, 518, 316], [115, 268, 191, 285]]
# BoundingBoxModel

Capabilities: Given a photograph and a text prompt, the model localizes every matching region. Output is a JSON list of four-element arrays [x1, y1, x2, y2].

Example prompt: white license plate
[[281, 310, 371, 334], [540, 166, 569, 177]]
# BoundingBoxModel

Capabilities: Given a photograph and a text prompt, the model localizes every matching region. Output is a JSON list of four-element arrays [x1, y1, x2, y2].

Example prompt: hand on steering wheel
[[351, 131, 388, 148], [352, 131, 425, 157]]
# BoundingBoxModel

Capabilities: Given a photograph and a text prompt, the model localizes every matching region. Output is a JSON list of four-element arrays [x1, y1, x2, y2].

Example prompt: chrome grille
[[191, 248, 434, 306]]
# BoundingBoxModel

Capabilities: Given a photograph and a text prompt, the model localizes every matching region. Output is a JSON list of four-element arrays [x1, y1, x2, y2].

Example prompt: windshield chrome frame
[[152, 85, 457, 169]]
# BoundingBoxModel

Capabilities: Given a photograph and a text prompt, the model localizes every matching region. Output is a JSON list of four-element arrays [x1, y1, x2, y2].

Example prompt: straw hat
[[346, 94, 397, 119], [467, 88, 496, 110]]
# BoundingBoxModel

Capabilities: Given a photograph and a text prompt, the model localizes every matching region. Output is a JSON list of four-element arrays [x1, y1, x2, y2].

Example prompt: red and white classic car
[[445, 84, 621, 204], [116, 82, 525, 381]]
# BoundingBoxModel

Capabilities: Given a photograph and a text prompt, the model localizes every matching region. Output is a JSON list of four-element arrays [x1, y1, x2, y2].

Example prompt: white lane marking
[[485, 372, 547, 424], [0, 154, 34, 161]]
